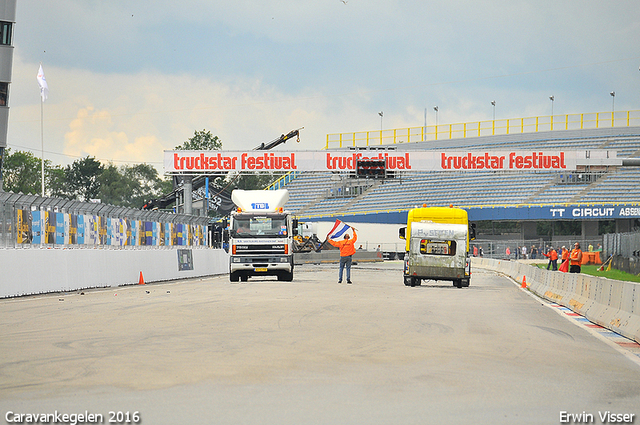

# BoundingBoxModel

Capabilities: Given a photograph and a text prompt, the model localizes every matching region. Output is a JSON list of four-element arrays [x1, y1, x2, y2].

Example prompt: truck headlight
[[232, 257, 241, 263], [280, 257, 289, 263]]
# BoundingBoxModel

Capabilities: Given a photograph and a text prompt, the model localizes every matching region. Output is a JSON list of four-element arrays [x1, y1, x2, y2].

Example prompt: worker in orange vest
[[543, 247, 558, 271], [561, 246, 569, 261], [569, 242, 583, 273], [328, 230, 358, 284]]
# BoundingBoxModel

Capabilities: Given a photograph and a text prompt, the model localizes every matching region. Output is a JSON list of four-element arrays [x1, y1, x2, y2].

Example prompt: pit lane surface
[[1, 262, 639, 425]]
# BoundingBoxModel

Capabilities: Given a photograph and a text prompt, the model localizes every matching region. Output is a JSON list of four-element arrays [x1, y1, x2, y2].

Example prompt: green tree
[[65, 156, 104, 201], [175, 129, 222, 150], [98, 164, 132, 206], [2, 148, 47, 195], [229, 172, 283, 191], [46, 165, 70, 199], [123, 163, 167, 208]]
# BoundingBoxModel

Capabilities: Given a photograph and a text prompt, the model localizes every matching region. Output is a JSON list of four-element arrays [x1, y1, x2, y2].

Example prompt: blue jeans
[[339, 255, 352, 281]]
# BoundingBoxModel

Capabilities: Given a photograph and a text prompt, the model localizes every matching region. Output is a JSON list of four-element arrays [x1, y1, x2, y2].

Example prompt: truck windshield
[[232, 215, 288, 237]]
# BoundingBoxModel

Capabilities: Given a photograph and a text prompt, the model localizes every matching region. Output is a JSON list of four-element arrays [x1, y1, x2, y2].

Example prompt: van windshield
[[419, 239, 457, 256]]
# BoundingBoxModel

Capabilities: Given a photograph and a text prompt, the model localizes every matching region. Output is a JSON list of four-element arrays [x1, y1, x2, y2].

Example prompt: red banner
[[164, 149, 618, 174]]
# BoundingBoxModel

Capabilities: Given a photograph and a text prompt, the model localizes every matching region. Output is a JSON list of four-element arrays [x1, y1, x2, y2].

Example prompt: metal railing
[[267, 171, 299, 191], [326, 110, 640, 149], [603, 231, 640, 259], [0, 191, 211, 249]]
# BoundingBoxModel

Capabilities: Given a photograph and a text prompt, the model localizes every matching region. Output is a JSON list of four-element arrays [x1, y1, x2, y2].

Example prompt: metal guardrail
[[326, 110, 640, 149], [0, 191, 211, 249]]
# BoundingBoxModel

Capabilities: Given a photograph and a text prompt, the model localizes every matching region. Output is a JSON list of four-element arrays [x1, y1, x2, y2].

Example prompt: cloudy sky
[[7, 0, 640, 172]]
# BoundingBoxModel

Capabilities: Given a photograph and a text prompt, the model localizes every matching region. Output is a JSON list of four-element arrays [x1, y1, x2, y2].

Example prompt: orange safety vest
[[329, 232, 358, 257], [570, 248, 582, 266]]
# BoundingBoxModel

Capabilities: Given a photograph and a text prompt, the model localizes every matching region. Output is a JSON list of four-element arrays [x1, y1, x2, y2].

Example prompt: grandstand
[[279, 126, 640, 234]]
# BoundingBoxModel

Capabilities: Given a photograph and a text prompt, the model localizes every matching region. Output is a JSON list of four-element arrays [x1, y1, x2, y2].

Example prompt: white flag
[[37, 64, 48, 102]]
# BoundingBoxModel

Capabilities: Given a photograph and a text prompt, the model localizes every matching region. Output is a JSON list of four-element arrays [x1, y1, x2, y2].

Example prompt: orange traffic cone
[[138, 271, 145, 285], [521, 275, 527, 288]]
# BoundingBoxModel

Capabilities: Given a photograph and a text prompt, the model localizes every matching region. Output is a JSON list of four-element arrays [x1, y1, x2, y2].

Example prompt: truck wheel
[[240, 274, 248, 282], [462, 279, 470, 287], [230, 272, 240, 283], [403, 276, 412, 286], [454, 279, 463, 288], [278, 272, 294, 282]]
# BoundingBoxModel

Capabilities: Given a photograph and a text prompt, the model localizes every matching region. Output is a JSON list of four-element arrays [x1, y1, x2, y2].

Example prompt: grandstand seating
[[282, 127, 640, 218]]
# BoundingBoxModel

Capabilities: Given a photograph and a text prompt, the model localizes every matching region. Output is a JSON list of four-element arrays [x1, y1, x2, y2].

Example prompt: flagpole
[[37, 62, 48, 197], [40, 95, 44, 197]]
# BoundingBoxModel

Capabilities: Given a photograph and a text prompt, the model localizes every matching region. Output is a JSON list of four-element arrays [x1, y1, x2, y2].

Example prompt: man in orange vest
[[569, 242, 583, 273], [543, 247, 558, 271], [328, 230, 358, 284]]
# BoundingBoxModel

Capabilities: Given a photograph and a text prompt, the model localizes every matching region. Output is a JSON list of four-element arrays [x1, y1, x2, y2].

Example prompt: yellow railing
[[326, 110, 640, 149]]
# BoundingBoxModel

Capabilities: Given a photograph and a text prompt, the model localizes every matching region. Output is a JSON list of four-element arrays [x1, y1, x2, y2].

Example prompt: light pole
[[424, 107, 427, 141], [610, 91, 615, 127], [433, 106, 439, 140], [610, 91, 615, 112], [549, 96, 555, 131], [378, 111, 383, 143], [491, 101, 496, 135]]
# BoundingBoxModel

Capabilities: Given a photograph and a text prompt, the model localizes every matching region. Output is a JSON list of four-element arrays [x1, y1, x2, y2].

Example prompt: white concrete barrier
[[0, 248, 229, 298], [473, 257, 640, 344]]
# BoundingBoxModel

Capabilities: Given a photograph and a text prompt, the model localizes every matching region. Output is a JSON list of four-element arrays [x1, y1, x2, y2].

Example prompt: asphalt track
[[1, 262, 639, 425]]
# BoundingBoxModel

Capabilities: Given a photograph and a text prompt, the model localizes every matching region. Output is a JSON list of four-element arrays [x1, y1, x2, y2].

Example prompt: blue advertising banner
[[55, 213, 65, 245], [32, 211, 42, 244], [164, 223, 172, 246], [467, 204, 640, 221], [145, 221, 153, 246], [77, 215, 85, 244]]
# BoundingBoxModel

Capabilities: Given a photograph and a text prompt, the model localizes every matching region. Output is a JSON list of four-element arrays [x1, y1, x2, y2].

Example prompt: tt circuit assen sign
[[164, 149, 617, 174]]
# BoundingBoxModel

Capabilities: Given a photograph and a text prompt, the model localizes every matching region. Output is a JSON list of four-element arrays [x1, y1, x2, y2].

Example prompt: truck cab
[[227, 189, 297, 282]]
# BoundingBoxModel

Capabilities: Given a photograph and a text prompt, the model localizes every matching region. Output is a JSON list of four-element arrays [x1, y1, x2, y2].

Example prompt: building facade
[[0, 0, 16, 190]]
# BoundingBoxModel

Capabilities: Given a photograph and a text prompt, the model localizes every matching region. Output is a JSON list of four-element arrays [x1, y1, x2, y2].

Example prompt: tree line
[[1, 130, 283, 209]]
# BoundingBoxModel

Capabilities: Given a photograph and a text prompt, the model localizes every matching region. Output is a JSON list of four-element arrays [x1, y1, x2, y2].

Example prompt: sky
[[6, 0, 640, 173]]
